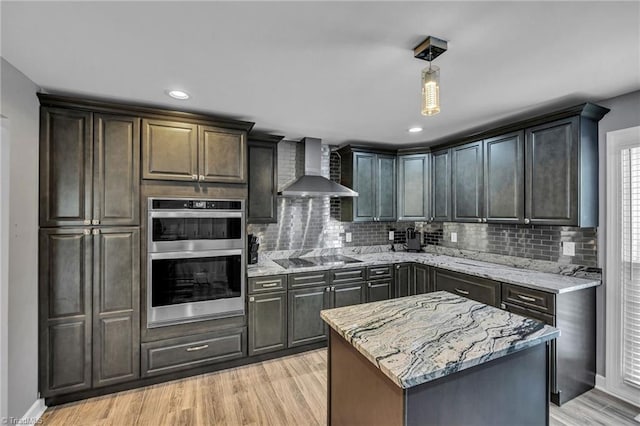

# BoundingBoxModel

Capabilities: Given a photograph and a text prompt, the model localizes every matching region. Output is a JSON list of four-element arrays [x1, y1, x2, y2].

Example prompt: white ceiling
[[2, 1, 639, 146]]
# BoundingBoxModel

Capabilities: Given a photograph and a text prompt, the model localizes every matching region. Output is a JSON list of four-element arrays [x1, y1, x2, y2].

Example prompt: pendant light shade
[[414, 36, 447, 117], [421, 65, 440, 116]]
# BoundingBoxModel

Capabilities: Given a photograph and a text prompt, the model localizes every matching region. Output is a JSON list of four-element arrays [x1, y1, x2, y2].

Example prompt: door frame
[[604, 125, 640, 405]]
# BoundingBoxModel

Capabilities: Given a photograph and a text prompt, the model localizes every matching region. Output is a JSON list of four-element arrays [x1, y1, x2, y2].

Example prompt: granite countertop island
[[322, 291, 560, 426], [321, 291, 559, 388]]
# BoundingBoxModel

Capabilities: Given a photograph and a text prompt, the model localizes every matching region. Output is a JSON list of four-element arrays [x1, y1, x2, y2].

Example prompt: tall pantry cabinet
[[38, 97, 141, 396]]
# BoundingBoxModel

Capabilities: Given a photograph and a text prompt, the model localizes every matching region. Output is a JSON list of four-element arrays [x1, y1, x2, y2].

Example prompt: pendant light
[[414, 36, 448, 116]]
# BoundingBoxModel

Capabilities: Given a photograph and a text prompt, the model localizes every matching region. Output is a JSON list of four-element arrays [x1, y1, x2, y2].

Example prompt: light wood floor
[[41, 349, 639, 426]]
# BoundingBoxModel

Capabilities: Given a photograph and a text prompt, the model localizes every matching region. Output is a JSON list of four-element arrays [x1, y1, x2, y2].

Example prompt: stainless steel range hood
[[279, 137, 358, 198]]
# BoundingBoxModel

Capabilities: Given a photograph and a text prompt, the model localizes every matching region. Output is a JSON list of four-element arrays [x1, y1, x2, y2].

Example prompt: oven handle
[[149, 249, 243, 260], [149, 211, 243, 219]]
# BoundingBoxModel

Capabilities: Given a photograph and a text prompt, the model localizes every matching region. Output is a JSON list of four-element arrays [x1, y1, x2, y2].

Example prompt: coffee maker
[[405, 227, 422, 252], [248, 234, 259, 264]]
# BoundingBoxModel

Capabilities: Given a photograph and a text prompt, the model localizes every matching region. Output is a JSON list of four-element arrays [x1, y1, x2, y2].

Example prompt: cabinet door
[[353, 152, 376, 221], [484, 131, 524, 223], [434, 269, 501, 307], [248, 140, 278, 223], [377, 154, 397, 221], [92, 228, 140, 388], [398, 154, 430, 220], [199, 126, 247, 183], [332, 283, 365, 308], [431, 149, 451, 221], [452, 142, 483, 222], [40, 107, 93, 227], [414, 264, 433, 295], [39, 228, 92, 396], [142, 119, 198, 181], [288, 286, 329, 347], [248, 292, 287, 356], [93, 114, 140, 226], [394, 263, 414, 298], [525, 118, 579, 225], [366, 279, 393, 302]]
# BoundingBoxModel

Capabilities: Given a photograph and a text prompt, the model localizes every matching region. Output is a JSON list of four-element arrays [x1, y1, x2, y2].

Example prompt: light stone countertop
[[247, 250, 600, 294], [320, 291, 560, 388]]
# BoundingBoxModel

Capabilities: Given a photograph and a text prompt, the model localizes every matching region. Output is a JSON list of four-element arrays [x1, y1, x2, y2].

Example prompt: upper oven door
[[149, 210, 244, 252]]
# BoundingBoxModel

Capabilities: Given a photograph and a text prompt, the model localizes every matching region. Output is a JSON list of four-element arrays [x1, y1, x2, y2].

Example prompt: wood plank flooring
[[40, 349, 639, 426]]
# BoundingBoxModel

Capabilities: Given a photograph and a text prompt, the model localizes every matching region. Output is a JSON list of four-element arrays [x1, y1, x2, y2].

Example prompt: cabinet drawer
[[288, 271, 330, 289], [331, 268, 365, 284], [248, 275, 287, 294], [502, 283, 555, 315], [434, 269, 500, 307], [503, 302, 555, 326], [141, 328, 246, 377], [366, 265, 392, 280]]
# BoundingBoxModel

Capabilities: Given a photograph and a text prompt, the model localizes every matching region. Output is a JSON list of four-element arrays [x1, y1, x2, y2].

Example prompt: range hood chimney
[[279, 138, 358, 198]]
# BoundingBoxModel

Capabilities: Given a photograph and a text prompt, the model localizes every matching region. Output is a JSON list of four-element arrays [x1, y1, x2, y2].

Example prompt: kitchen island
[[321, 291, 559, 426]]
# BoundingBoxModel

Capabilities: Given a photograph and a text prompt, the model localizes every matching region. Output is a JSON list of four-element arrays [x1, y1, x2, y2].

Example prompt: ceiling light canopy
[[414, 36, 448, 116], [166, 89, 190, 100]]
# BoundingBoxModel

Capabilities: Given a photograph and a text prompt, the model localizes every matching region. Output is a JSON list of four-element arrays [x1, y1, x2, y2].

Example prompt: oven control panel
[[151, 199, 243, 210]]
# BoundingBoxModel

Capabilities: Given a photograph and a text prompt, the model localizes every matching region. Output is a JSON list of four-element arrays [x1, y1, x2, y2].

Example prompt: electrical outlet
[[346, 232, 352, 243], [563, 242, 576, 256], [451, 232, 457, 243], [388, 231, 395, 241]]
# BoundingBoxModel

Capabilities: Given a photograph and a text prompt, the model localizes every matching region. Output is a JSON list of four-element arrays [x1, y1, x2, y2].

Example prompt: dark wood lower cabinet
[[39, 227, 140, 397], [394, 263, 414, 298], [366, 279, 393, 302], [332, 282, 365, 308], [248, 292, 287, 356], [288, 286, 330, 348], [434, 268, 501, 307], [413, 264, 433, 294]]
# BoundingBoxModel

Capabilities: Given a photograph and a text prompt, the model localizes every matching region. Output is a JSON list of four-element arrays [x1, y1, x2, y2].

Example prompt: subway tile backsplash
[[247, 140, 598, 267]]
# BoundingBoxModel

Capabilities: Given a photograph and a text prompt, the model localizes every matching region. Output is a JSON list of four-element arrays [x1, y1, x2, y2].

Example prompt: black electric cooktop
[[273, 255, 362, 270]]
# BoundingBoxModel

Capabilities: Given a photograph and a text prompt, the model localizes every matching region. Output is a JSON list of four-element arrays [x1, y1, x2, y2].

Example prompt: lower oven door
[[148, 249, 245, 328]]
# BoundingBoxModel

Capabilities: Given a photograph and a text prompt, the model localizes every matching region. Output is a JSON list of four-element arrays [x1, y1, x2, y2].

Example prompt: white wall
[[0, 116, 10, 421], [0, 58, 40, 419], [596, 90, 640, 375]]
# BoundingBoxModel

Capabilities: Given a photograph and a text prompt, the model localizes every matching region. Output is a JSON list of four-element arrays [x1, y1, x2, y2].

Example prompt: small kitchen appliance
[[405, 227, 423, 252]]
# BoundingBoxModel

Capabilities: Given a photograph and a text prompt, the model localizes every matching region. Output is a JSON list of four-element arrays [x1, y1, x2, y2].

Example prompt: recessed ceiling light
[[166, 89, 190, 100], [408, 127, 423, 133]]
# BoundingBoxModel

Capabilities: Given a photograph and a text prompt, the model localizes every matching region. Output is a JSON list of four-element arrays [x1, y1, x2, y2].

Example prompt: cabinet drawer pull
[[517, 294, 537, 303], [186, 344, 209, 352], [455, 288, 470, 295], [375, 270, 386, 275], [261, 283, 279, 288]]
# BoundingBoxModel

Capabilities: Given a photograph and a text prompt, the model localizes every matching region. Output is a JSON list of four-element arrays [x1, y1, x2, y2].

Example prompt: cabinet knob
[[83, 229, 91, 235], [249, 296, 255, 302], [477, 218, 482, 223], [331, 286, 335, 292], [83, 219, 91, 225], [199, 175, 205, 182], [191, 174, 198, 181], [367, 282, 372, 288], [482, 218, 487, 223], [92, 229, 100, 235], [325, 287, 331, 292], [524, 218, 531, 224], [396, 265, 400, 270], [92, 219, 100, 225]]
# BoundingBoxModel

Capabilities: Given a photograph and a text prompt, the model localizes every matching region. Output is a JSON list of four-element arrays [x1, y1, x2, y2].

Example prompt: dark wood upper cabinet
[[94, 114, 140, 226], [431, 148, 451, 222], [525, 118, 579, 226], [339, 147, 397, 222], [248, 135, 282, 224], [452, 141, 484, 222], [484, 131, 524, 223], [40, 108, 93, 227], [398, 154, 430, 221], [199, 126, 247, 183], [142, 119, 198, 181]]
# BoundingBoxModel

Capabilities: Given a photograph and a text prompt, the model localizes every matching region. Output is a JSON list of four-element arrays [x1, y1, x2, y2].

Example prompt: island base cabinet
[[327, 329, 549, 426], [248, 292, 287, 356]]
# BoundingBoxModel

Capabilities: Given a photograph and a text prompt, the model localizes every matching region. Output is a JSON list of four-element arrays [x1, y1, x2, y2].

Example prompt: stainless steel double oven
[[147, 198, 245, 328]]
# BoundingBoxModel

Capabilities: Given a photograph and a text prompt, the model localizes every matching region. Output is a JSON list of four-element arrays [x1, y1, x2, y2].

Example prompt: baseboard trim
[[594, 374, 640, 409], [21, 398, 46, 423]]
